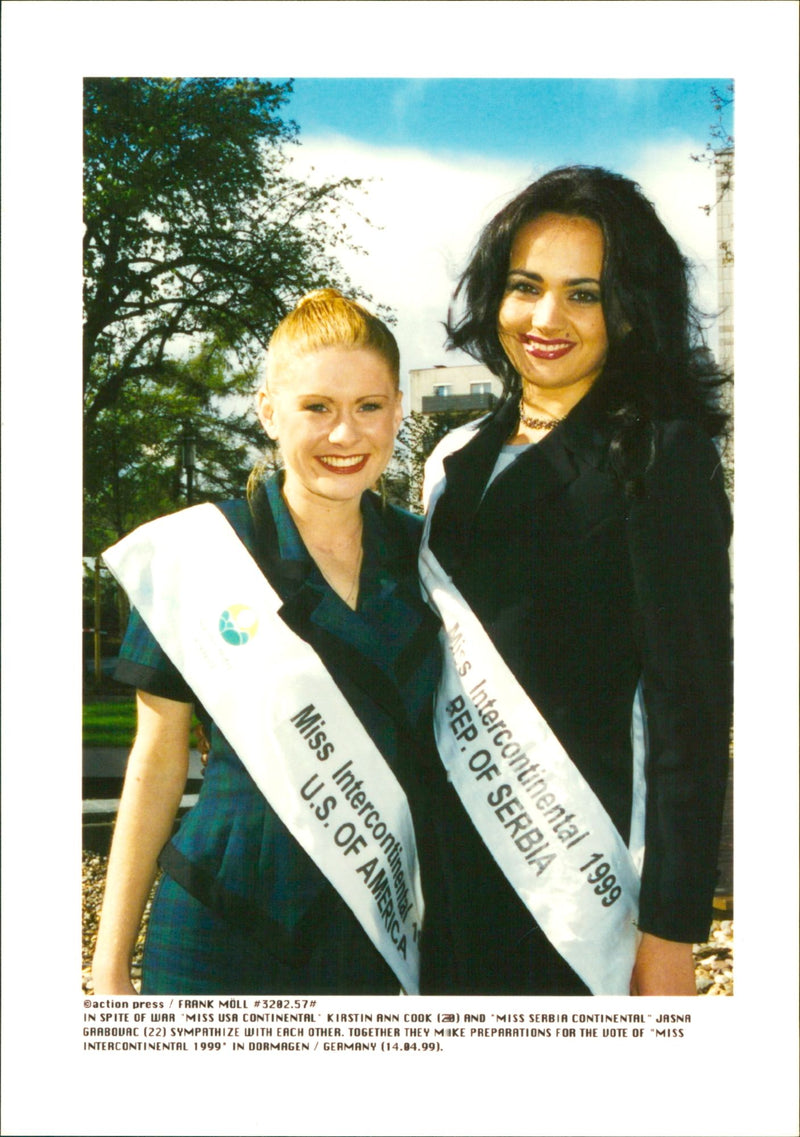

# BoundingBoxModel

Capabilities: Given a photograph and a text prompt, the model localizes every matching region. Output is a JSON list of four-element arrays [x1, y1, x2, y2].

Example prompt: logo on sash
[[104, 505, 424, 994], [219, 604, 259, 645]]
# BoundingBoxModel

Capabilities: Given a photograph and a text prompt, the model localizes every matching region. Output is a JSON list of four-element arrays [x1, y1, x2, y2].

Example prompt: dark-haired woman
[[420, 166, 732, 996]]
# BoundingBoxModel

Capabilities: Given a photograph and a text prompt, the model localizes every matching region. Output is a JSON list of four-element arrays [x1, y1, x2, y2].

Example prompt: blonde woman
[[93, 290, 440, 995]]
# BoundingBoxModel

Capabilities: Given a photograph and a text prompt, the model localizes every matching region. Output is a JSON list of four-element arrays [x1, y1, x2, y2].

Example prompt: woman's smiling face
[[497, 212, 609, 407], [257, 347, 402, 507]]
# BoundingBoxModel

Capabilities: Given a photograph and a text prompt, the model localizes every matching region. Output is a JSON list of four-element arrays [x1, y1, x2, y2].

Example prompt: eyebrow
[[297, 392, 390, 400], [506, 270, 601, 287]]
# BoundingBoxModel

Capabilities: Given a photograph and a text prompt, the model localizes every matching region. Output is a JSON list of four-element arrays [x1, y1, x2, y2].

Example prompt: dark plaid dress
[[115, 475, 441, 995]]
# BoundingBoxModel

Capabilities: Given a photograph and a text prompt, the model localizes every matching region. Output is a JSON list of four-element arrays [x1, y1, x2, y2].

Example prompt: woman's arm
[[91, 691, 191, 994], [627, 423, 732, 959], [630, 933, 696, 996]]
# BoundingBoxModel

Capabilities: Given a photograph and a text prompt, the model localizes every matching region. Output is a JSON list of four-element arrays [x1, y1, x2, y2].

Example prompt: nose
[[531, 290, 562, 331], [327, 413, 359, 446]]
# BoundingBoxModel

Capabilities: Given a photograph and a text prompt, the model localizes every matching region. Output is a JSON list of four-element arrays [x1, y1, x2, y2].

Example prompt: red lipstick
[[521, 335, 575, 360], [316, 455, 369, 475]]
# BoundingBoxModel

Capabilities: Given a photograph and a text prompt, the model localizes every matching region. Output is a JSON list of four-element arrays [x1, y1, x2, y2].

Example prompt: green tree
[[83, 344, 277, 552], [389, 409, 489, 514], [690, 84, 734, 495], [84, 77, 369, 549], [690, 83, 734, 239]]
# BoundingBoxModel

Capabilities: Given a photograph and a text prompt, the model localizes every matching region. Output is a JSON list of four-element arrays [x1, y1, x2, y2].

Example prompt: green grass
[[83, 700, 206, 751], [83, 701, 137, 748]]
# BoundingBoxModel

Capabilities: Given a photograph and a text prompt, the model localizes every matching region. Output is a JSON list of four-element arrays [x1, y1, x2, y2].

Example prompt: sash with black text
[[421, 466, 646, 995], [104, 504, 424, 994]]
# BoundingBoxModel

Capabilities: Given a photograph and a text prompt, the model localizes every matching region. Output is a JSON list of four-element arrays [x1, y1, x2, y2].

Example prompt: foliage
[[689, 84, 734, 498], [82, 700, 208, 751], [388, 408, 491, 514], [82, 701, 137, 748], [690, 83, 734, 237], [84, 77, 372, 550], [83, 344, 273, 552]]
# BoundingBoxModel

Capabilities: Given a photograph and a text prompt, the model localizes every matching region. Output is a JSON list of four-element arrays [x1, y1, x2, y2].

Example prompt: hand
[[90, 691, 191, 1002], [91, 960, 138, 996], [630, 932, 696, 996]]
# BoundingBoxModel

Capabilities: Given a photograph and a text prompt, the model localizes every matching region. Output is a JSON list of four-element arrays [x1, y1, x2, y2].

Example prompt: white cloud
[[288, 133, 722, 386], [288, 136, 531, 381], [631, 140, 720, 317]]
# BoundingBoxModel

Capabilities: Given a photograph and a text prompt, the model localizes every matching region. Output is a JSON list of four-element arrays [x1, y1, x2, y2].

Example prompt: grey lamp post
[[182, 424, 197, 505]]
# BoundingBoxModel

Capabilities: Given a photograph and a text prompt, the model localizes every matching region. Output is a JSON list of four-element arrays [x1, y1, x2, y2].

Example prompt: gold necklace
[[337, 544, 363, 608], [518, 398, 564, 431]]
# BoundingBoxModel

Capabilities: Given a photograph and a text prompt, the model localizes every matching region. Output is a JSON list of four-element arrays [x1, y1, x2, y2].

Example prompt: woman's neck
[[508, 380, 593, 445], [521, 379, 593, 420], [282, 478, 362, 545], [281, 479, 365, 608]]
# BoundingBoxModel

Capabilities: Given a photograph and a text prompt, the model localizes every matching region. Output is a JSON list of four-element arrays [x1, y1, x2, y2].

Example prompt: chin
[[315, 475, 371, 500]]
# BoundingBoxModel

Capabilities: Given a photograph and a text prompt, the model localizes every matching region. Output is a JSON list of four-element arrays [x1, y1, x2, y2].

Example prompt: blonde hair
[[248, 290, 400, 501], [265, 288, 400, 389]]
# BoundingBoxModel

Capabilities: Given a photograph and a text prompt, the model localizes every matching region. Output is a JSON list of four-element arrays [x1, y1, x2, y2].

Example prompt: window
[[470, 381, 491, 395], [433, 384, 452, 397]]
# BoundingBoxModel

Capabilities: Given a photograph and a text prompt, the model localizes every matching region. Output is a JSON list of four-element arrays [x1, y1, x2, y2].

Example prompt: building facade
[[715, 148, 734, 378], [408, 363, 502, 414]]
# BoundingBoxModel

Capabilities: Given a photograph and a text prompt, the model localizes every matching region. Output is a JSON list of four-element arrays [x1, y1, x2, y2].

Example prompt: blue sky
[[278, 77, 734, 377], [284, 77, 733, 168], [0, 5, 797, 1136]]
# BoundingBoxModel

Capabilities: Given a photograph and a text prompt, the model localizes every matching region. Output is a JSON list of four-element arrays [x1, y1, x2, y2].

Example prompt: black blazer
[[424, 392, 732, 991]]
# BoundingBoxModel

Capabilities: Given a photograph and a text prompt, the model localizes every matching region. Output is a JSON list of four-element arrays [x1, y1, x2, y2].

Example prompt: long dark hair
[[447, 166, 730, 490]]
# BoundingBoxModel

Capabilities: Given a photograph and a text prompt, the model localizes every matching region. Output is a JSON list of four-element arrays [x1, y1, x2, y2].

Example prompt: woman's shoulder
[[147, 498, 252, 532], [641, 418, 730, 526], [650, 418, 726, 478], [214, 498, 252, 531], [429, 416, 488, 461], [361, 494, 431, 571], [365, 493, 424, 548], [422, 417, 488, 509], [213, 496, 261, 542]]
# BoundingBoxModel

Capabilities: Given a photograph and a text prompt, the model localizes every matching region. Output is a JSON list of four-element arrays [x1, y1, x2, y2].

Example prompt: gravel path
[[82, 852, 156, 994], [82, 852, 733, 996]]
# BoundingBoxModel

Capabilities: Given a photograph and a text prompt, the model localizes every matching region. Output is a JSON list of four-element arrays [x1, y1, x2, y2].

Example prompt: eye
[[570, 290, 602, 305], [359, 401, 385, 413], [303, 402, 329, 413], [506, 278, 539, 297]]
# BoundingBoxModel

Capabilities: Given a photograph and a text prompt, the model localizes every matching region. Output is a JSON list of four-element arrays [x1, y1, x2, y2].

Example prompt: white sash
[[421, 476, 646, 995], [103, 504, 424, 994]]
